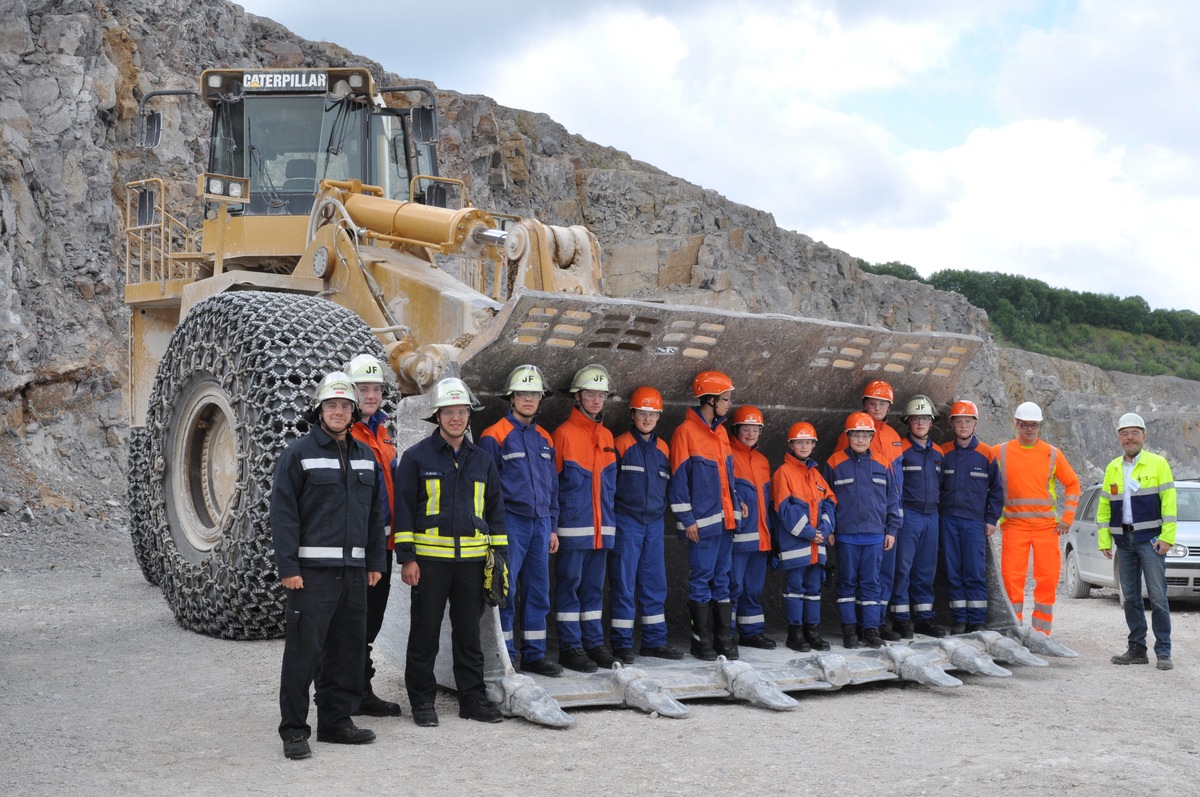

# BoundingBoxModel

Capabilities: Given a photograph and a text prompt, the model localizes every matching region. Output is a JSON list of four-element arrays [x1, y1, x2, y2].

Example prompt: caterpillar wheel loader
[[125, 67, 1074, 727]]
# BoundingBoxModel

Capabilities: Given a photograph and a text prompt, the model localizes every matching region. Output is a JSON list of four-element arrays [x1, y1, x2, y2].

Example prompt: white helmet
[[1014, 401, 1043, 422], [431, 377, 479, 410], [1117, 412, 1146, 431], [902, 395, 936, 422], [312, 371, 360, 410], [346, 353, 386, 385], [570, 363, 612, 394], [505, 364, 550, 396]]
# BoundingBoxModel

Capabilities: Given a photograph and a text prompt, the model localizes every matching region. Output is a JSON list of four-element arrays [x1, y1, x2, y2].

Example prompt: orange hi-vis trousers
[[1000, 521, 1059, 634]]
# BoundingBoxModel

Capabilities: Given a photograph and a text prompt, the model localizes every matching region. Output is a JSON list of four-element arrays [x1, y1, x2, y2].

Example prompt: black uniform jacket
[[270, 425, 387, 579]]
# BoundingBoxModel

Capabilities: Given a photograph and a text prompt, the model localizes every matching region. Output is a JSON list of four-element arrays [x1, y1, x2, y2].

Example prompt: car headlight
[[1165, 543, 1188, 557]]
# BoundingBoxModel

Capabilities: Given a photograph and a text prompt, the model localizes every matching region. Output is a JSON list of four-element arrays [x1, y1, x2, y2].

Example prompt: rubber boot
[[786, 624, 811, 652], [862, 627, 884, 648], [688, 600, 717, 661], [841, 623, 861, 649], [803, 623, 831, 652], [711, 601, 739, 660]]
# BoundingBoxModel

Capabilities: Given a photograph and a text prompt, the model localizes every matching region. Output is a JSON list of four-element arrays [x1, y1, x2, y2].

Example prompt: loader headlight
[[227, 181, 243, 199], [207, 177, 225, 195]]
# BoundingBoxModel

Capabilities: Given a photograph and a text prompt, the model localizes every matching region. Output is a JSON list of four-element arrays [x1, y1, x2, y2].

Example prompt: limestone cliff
[[1, 0, 1197, 513]]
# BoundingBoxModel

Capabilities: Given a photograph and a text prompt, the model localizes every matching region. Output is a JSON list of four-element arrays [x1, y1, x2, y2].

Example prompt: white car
[[1064, 480, 1200, 599]]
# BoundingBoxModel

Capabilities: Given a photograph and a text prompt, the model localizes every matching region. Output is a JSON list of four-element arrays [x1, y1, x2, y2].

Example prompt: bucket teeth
[[1008, 625, 1079, 658], [719, 659, 799, 710], [811, 652, 851, 688], [884, 645, 962, 688], [613, 666, 690, 718], [498, 673, 574, 728], [976, 630, 1049, 667], [938, 638, 1011, 677]]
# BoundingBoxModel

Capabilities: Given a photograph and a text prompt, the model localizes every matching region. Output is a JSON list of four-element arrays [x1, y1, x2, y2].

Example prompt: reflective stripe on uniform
[[640, 613, 666, 625], [557, 526, 595, 538], [611, 618, 635, 629], [733, 532, 759, 544], [473, 481, 485, 518], [350, 460, 373, 471], [298, 546, 365, 559], [737, 613, 765, 624], [301, 458, 340, 470], [425, 479, 440, 517]]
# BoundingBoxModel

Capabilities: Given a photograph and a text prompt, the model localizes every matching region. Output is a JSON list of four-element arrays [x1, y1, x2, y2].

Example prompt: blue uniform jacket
[[479, 411, 559, 528], [824, 447, 902, 544], [899, 436, 943, 514], [668, 408, 739, 540], [614, 430, 671, 523], [938, 436, 1004, 525]]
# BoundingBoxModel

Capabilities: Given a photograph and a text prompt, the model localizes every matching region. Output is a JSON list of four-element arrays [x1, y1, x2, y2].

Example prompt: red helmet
[[949, 400, 979, 419], [629, 386, 663, 413], [845, 412, 876, 434], [787, 422, 817, 442], [862, 379, 894, 403], [730, 405, 764, 427], [693, 370, 734, 398]]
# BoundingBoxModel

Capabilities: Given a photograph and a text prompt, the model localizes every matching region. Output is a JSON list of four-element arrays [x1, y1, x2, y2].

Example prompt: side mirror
[[140, 110, 163, 149]]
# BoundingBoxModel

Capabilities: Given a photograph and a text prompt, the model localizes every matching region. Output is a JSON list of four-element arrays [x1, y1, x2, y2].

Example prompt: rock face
[[2, 0, 1198, 513]]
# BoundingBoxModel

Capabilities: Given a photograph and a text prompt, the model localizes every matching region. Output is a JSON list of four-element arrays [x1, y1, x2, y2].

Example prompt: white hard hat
[[312, 371, 360, 410], [431, 377, 479, 410], [1117, 412, 1145, 431], [345, 353, 386, 385], [1013, 401, 1043, 422], [505, 364, 550, 396], [570, 363, 612, 394], [902, 395, 936, 421]]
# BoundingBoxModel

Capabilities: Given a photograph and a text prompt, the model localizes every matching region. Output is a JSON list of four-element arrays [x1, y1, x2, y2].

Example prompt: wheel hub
[[168, 379, 239, 556]]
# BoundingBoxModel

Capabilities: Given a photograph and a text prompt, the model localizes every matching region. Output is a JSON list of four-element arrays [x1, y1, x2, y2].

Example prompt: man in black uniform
[[270, 371, 387, 760], [395, 377, 508, 727]]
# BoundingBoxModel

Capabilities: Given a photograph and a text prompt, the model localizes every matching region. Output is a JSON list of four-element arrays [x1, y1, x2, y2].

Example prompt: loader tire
[[141, 291, 385, 639], [128, 425, 163, 586]]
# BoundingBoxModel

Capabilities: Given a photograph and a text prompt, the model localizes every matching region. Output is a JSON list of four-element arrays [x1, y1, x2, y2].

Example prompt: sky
[[236, 0, 1200, 314]]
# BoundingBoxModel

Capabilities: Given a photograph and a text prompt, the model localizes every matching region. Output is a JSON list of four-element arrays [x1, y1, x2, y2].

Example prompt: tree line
[[858, 261, 1200, 347]]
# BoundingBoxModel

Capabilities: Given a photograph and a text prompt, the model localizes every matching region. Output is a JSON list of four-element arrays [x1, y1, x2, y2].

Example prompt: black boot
[[688, 600, 717, 661], [895, 620, 914, 640], [803, 623, 831, 651], [739, 632, 778, 650], [841, 623, 861, 649], [879, 620, 902, 642], [862, 627, 885, 648], [786, 625, 811, 652], [357, 678, 403, 717], [711, 601, 739, 660], [913, 618, 947, 638]]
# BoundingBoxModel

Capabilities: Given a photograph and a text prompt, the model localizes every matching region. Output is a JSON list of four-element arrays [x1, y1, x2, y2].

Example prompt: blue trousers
[[784, 565, 824, 625], [1116, 539, 1172, 658], [555, 548, 607, 650], [608, 512, 669, 649], [835, 541, 883, 628], [686, 531, 733, 603], [730, 549, 769, 636], [890, 510, 939, 622], [499, 512, 553, 664], [940, 515, 988, 624]]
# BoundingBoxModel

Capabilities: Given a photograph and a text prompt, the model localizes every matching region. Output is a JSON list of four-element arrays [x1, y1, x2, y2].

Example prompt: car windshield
[[1177, 486, 1200, 522]]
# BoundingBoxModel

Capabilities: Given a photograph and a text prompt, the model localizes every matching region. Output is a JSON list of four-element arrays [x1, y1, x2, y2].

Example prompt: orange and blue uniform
[[551, 407, 616, 651], [772, 452, 836, 627], [730, 436, 772, 638], [668, 407, 739, 602], [479, 411, 559, 665]]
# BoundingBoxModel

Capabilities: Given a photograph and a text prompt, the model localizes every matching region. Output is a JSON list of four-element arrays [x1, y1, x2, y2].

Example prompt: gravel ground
[[2, 506, 1198, 796]]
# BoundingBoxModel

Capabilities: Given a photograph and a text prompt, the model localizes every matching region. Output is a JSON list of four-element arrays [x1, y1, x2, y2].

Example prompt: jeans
[[1116, 539, 1172, 659]]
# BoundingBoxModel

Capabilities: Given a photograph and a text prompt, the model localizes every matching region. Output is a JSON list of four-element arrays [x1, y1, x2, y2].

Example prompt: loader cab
[[199, 68, 436, 217]]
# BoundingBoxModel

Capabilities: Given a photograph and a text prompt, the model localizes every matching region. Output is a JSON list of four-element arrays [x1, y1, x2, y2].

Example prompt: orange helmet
[[862, 379, 894, 403], [845, 412, 876, 434], [787, 422, 817, 442], [731, 405, 765, 427], [693, 370, 734, 398], [949, 400, 979, 419], [629, 386, 664, 413]]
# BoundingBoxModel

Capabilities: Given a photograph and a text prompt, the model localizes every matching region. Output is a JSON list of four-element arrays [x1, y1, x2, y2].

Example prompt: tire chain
[[128, 426, 164, 585], [140, 291, 386, 639]]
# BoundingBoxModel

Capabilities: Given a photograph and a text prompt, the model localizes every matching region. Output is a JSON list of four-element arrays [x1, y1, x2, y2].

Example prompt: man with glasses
[[996, 401, 1080, 635], [668, 371, 740, 660], [1096, 413, 1176, 671]]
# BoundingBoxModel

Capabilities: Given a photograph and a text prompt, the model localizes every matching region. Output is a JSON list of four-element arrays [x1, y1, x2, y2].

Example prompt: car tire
[[1064, 548, 1091, 599]]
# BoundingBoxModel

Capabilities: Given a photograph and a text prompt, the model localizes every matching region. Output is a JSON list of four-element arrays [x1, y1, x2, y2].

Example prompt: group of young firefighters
[[268, 355, 1082, 757]]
